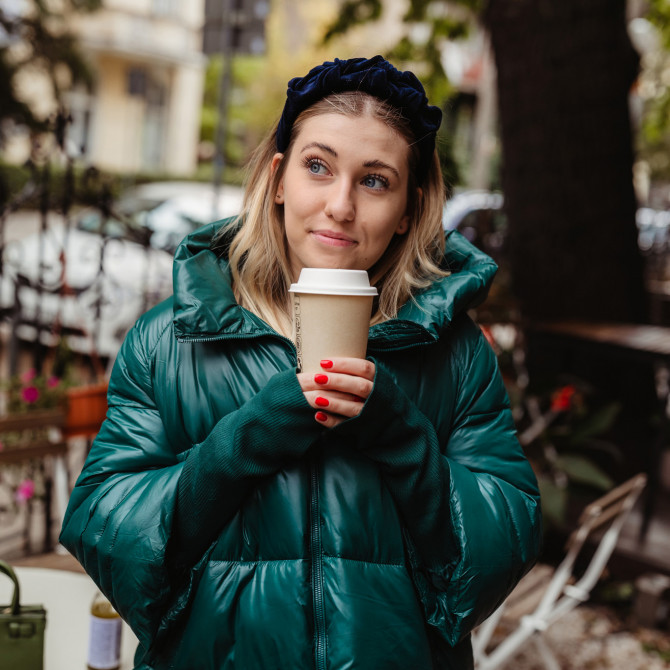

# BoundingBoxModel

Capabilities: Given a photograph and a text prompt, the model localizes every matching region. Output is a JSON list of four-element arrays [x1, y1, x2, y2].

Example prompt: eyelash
[[302, 156, 328, 174], [302, 156, 390, 190], [364, 173, 389, 190]]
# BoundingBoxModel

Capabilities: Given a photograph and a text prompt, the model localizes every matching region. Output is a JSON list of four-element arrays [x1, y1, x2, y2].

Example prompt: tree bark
[[483, 0, 648, 323]]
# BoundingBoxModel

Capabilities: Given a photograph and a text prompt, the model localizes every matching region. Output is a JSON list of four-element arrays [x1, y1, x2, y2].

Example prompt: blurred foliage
[[647, 0, 670, 49], [323, 0, 383, 42], [0, 160, 121, 212], [639, 1, 670, 182], [0, 1, 101, 146], [201, 56, 266, 171], [522, 380, 621, 531]]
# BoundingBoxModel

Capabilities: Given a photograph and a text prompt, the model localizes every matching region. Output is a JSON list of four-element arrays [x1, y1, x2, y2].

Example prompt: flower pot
[[65, 383, 108, 439]]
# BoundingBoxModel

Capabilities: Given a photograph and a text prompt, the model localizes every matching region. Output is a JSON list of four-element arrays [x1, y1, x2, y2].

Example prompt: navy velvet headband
[[276, 55, 442, 181]]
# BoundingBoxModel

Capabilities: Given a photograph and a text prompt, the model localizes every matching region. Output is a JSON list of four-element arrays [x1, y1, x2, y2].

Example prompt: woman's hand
[[297, 357, 375, 428]]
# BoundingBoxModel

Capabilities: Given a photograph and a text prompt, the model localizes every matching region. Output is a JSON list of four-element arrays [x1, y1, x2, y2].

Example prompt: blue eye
[[307, 159, 327, 175], [363, 175, 388, 190]]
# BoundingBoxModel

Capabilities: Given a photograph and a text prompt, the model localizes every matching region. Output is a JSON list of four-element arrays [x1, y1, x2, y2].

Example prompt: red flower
[[551, 385, 577, 412], [46, 376, 60, 388], [21, 386, 40, 404]]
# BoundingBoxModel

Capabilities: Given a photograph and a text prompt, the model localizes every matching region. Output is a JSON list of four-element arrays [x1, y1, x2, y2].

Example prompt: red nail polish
[[320, 360, 333, 369], [315, 396, 329, 407], [315, 411, 328, 422], [314, 374, 328, 384]]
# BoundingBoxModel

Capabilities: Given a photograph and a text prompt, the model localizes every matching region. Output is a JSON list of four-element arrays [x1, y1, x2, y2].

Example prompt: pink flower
[[20, 368, 37, 384], [21, 386, 40, 404], [46, 376, 60, 388], [15, 479, 35, 503]]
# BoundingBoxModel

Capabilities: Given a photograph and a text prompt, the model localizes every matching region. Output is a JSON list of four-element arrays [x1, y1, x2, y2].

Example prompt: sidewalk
[[488, 603, 670, 669]]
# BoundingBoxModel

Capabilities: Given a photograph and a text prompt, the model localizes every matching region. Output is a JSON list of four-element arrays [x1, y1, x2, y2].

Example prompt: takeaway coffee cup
[[289, 269, 378, 374]]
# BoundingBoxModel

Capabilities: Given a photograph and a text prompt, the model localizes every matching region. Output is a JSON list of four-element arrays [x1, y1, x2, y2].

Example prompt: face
[[273, 113, 411, 280]]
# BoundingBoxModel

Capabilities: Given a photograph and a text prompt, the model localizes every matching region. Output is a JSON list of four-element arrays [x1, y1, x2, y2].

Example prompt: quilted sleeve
[[59, 321, 319, 652], [334, 318, 541, 645]]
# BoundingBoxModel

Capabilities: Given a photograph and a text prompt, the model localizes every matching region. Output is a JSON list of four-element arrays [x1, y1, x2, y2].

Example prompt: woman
[[61, 56, 541, 669]]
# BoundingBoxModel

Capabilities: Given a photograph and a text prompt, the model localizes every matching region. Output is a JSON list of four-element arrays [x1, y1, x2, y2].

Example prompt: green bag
[[0, 560, 46, 670]]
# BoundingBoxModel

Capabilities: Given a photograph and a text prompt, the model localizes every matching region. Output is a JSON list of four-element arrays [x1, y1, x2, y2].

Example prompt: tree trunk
[[483, 0, 648, 323]]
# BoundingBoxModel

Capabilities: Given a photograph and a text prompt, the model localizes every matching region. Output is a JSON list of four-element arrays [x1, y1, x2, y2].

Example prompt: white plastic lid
[[289, 268, 378, 296]]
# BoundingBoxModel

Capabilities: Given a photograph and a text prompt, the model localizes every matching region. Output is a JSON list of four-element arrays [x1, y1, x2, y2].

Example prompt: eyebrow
[[300, 142, 337, 157], [299, 143, 401, 180], [363, 159, 400, 180]]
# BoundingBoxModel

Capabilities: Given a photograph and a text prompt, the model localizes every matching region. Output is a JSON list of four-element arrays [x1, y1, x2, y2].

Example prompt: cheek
[[363, 229, 397, 264], [284, 184, 319, 221]]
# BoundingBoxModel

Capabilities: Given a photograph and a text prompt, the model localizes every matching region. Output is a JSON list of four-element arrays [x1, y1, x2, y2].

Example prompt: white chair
[[472, 472, 647, 670]]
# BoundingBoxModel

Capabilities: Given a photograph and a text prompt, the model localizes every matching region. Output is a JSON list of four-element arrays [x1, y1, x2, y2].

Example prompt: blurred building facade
[[9, 0, 206, 176]]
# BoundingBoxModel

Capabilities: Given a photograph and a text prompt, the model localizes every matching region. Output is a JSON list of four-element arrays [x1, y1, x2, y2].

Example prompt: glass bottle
[[87, 591, 122, 670]]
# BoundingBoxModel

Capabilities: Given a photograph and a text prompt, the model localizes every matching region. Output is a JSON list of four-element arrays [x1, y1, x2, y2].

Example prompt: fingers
[[319, 358, 376, 381], [297, 358, 375, 426], [297, 358, 375, 396], [308, 388, 364, 417], [314, 410, 345, 428]]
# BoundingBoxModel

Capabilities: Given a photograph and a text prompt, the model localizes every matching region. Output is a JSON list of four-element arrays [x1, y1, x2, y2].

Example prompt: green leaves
[[538, 477, 568, 528], [567, 402, 622, 444], [323, 0, 382, 42], [553, 455, 614, 491], [0, 1, 101, 144], [520, 379, 623, 530]]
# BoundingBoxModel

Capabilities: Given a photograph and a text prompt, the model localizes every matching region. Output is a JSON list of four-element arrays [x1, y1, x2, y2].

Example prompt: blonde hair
[[217, 91, 447, 337]]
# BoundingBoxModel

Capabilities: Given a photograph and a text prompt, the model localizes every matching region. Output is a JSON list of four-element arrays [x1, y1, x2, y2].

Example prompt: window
[[152, 0, 179, 17]]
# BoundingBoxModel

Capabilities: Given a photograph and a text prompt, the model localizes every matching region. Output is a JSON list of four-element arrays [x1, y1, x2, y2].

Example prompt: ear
[[397, 186, 421, 235], [396, 216, 409, 235], [271, 152, 284, 174], [271, 153, 285, 203]]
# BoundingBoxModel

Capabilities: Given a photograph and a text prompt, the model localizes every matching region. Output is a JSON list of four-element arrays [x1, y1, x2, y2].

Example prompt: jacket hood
[[172, 220, 498, 347]]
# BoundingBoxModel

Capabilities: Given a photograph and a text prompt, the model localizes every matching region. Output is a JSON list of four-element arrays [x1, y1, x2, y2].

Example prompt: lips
[[310, 230, 357, 247]]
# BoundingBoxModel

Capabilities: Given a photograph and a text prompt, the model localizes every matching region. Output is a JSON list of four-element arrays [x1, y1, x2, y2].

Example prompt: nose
[[324, 180, 355, 222]]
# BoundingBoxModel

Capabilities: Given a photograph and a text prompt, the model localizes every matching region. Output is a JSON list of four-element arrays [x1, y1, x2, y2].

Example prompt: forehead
[[292, 113, 410, 165]]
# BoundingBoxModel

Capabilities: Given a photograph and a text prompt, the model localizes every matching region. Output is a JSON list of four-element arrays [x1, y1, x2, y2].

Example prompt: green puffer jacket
[[60, 221, 541, 670]]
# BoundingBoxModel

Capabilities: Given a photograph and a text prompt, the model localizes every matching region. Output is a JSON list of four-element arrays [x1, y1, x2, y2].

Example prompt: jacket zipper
[[176, 331, 299, 364], [177, 331, 295, 347], [310, 454, 327, 670]]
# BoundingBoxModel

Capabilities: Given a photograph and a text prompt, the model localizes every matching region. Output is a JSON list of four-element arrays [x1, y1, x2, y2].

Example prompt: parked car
[[76, 181, 245, 253], [442, 190, 508, 266], [0, 181, 245, 360], [0, 220, 174, 360], [443, 190, 670, 269]]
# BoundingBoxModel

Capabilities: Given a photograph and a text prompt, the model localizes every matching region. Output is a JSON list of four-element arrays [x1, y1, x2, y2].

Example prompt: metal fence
[[0, 111, 173, 380]]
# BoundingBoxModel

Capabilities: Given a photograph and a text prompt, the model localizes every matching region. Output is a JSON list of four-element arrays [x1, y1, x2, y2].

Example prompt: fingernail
[[315, 396, 329, 407], [315, 411, 328, 422], [320, 360, 333, 369], [314, 374, 328, 384]]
